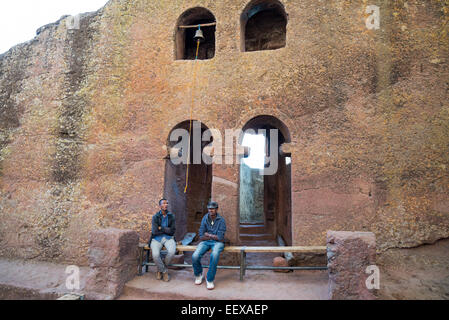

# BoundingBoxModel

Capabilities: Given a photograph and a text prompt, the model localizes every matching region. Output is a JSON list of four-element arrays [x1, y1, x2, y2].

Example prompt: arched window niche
[[175, 7, 216, 60], [241, 0, 288, 52]]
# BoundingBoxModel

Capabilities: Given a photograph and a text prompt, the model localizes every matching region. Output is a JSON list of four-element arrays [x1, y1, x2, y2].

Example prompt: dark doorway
[[164, 121, 213, 240], [239, 116, 292, 245], [175, 7, 216, 60]]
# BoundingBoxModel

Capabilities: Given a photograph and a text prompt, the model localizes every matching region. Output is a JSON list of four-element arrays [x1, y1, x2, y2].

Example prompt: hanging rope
[[184, 26, 202, 194]]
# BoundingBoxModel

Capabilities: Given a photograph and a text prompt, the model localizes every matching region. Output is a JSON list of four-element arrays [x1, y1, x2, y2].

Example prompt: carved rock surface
[[0, 0, 447, 265], [84, 229, 139, 300], [327, 231, 377, 300]]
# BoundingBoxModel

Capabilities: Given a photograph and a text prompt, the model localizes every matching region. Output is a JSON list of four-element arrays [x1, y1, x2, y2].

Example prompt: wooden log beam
[[236, 246, 327, 254], [140, 243, 326, 254], [178, 22, 217, 29]]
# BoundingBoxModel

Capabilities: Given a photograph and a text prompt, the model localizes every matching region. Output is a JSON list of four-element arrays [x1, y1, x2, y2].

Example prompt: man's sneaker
[[156, 272, 162, 280], [163, 272, 170, 282], [206, 281, 215, 290], [195, 274, 203, 285]]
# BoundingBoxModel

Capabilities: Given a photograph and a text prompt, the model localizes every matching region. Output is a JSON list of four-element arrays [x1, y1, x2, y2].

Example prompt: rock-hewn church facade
[[0, 0, 448, 265]]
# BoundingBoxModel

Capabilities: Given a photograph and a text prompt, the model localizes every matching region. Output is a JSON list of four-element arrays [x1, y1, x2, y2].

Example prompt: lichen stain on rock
[[0, 44, 32, 177], [36, 12, 102, 262]]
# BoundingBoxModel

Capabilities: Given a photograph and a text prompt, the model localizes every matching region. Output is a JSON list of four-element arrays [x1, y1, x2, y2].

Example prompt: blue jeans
[[150, 238, 176, 273], [192, 240, 225, 282]]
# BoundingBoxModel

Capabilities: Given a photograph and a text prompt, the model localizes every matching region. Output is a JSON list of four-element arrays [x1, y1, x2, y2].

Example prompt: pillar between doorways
[[211, 163, 240, 244]]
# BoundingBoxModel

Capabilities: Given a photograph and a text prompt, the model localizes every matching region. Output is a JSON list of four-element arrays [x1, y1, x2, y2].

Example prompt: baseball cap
[[207, 201, 219, 209]]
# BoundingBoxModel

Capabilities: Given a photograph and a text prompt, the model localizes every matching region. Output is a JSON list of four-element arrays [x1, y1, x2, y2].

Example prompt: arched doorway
[[164, 121, 213, 240], [239, 115, 292, 245]]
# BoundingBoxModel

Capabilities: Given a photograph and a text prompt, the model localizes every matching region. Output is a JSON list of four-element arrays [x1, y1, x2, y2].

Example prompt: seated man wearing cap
[[192, 201, 227, 290]]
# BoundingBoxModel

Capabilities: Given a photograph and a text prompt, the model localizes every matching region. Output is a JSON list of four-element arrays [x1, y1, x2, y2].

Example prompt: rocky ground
[[0, 239, 448, 300], [377, 238, 449, 300], [0, 258, 89, 300]]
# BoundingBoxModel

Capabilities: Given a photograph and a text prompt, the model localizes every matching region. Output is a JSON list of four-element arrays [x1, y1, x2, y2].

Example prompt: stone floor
[[0, 258, 89, 300], [129, 245, 329, 300], [1, 238, 448, 300], [118, 267, 329, 300], [377, 238, 449, 300]]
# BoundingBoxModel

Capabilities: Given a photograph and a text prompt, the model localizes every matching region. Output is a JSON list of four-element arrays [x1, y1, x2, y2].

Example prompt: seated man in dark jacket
[[192, 201, 226, 290], [149, 199, 176, 282]]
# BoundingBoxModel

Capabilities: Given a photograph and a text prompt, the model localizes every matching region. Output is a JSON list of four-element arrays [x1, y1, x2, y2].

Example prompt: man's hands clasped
[[201, 232, 219, 241]]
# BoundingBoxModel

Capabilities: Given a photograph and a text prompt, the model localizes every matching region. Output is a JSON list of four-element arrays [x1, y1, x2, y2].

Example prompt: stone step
[[239, 224, 266, 235], [119, 268, 329, 300], [240, 233, 274, 241], [239, 239, 278, 247]]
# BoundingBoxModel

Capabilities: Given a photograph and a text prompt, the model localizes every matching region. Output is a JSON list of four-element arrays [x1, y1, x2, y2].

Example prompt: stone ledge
[[0, 258, 89, 300], [84, 228, 140, 300]]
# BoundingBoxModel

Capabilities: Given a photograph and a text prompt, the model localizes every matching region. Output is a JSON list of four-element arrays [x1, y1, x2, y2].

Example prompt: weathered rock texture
[[0, 0, 448, 265], [327, 231, 377, 300], [84, 228, 139, 300]]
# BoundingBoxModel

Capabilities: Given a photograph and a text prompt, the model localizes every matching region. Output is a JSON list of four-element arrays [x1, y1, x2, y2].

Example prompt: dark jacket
[[199, 213, 226, 242], [149, 211, 176, 243]]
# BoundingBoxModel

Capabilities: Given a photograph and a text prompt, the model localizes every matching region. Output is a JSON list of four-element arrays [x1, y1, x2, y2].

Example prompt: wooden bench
[[138, 243, 327, 281]]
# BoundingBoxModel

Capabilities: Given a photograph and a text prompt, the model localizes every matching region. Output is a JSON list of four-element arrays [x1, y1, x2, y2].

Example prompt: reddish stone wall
[[327, 231, 377, 300], [0, 0, 448, 265], [85, 228, 139, 300]]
